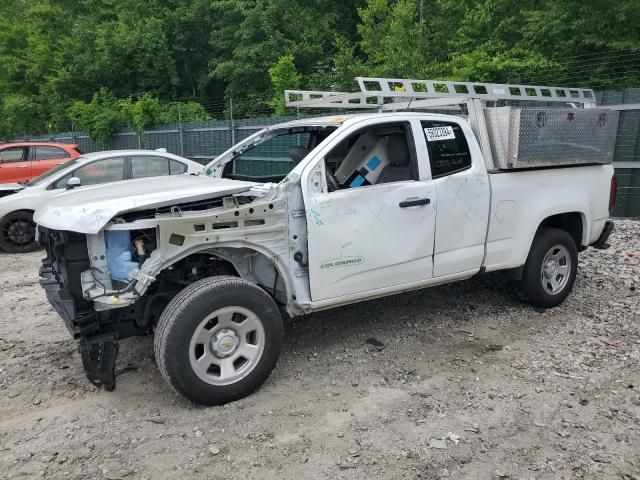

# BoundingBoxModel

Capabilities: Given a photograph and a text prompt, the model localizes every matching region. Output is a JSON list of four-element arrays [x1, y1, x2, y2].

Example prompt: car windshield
[[204, 126, 336, 183], [25, 158, 82, 187]]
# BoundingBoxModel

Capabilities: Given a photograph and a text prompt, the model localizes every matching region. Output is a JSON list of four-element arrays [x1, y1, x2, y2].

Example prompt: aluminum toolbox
[[483, 107, 619, 170]]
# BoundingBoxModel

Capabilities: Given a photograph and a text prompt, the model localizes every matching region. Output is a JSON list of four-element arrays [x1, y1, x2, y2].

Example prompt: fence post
[[230, 97, 235, 146], [178, 105, 184, 157]]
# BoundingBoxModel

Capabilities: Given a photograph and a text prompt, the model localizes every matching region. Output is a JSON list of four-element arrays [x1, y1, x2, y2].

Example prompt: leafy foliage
[[268, 55, 301, 116], [69, 90, 211, 144], [68, 88, 125, 146], [0, 94, 47, 138], [0, 0, 639, 138]]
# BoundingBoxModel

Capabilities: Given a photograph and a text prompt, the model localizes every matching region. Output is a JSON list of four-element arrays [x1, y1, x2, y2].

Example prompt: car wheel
[[154, 276, 283, 405], [0, 211, 40, 253], [520, 227, 578, 308]]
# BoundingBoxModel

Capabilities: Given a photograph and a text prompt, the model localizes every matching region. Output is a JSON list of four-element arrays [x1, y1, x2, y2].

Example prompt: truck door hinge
[[291, 209, 306, 218]]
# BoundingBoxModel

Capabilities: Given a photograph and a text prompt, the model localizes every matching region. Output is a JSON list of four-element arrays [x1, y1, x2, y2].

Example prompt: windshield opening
[[25, 158, 82, 187], [220, 127, 336, 183]]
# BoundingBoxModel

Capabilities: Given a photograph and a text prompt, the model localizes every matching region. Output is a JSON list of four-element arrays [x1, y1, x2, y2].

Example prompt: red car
[[0, 142, 83, 183]]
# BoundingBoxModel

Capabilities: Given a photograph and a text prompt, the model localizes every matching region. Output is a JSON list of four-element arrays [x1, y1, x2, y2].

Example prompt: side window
[[131, 156, 170, 179], [33, 146, 70, 160], [54, 157, 125, 188], [422, 121, 472, 178], [0, 147, 26, 163], [169, 159, 188, 175], [326, 123, 416, 190]]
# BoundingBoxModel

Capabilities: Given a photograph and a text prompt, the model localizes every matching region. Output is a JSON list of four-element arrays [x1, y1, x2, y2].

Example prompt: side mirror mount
[[66, 177, 81, 190]]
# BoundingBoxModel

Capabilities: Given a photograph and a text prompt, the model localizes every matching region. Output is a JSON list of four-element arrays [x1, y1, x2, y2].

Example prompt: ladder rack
[[285, 76, 598, 110]]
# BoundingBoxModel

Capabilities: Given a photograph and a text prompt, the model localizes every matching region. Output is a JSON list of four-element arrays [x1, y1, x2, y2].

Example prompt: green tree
[[268, 55, 301, 115], [158, 102, 212, 125], [210, 0, 362, 116], [0, 94, 46, 138], [1, 0, 640, 138], [68, 88, 125, 146]]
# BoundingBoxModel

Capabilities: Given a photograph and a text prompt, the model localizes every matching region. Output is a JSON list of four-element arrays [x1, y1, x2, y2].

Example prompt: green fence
[[597, 89, 640, 217]]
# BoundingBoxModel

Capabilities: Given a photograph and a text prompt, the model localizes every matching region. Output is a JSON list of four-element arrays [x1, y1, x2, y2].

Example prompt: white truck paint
[[35, 110, 616, 404]]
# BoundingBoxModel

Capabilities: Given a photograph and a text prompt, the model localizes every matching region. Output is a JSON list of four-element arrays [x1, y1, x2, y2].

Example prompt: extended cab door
[[419, 119, 491, 276], [301, 119, 436, 302], [0, 146, 31, 183]]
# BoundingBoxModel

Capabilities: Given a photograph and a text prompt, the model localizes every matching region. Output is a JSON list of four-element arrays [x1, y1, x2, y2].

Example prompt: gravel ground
[[1, 220, 639, 480]]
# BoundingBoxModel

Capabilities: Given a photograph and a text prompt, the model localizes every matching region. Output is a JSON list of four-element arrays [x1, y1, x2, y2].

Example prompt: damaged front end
[[39, 227, 125, 390], [38, 180, 307, 390], [35, 120, 338, 391]]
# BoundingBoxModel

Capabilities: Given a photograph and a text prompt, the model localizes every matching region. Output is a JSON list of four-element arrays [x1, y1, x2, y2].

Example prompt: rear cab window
[[422, 121, 472, 178]]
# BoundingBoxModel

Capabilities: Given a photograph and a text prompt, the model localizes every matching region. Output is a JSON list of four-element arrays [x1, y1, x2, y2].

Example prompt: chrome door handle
[[17, 165, 28, 168], [399, 197, 431, 208]]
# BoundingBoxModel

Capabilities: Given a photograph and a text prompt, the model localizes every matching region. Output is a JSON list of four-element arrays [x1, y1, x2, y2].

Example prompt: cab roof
[[272, 112, 464, 130]]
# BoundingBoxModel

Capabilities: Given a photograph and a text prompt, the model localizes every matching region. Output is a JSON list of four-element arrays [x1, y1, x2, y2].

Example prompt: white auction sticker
[[424, 126, 455, 141]]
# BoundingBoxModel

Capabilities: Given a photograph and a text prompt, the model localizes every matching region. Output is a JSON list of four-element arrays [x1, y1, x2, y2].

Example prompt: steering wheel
[[325, 169, 340, 192]]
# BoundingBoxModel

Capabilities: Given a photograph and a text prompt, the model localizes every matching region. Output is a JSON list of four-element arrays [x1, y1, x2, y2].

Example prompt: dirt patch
[[1, 220, 639, 479]]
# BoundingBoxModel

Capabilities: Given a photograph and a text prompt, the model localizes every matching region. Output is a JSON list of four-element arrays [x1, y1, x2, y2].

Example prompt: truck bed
[[483, 163, 614, 272]]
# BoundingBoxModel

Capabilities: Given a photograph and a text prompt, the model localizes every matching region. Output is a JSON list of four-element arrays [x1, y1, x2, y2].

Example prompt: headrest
[[290, 146, 311, 164], [386, 135, 409, 166]]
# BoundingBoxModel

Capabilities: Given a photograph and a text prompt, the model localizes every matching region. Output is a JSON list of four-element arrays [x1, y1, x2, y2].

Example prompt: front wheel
[[154, 276, 283, 405], [0, 211, 39, 253], [520, 227, 578, 308]]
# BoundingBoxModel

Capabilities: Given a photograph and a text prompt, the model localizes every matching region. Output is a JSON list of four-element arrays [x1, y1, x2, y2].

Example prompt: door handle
[[399, 197, 431, 208], [17, 165, 28, 168]]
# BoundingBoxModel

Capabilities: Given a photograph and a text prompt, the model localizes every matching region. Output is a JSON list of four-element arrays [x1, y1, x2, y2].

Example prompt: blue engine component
[[105, 230, 139, 282]]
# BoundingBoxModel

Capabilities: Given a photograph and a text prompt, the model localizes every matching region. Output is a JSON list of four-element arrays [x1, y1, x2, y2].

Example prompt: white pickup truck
[[36, 78, 617, 405]]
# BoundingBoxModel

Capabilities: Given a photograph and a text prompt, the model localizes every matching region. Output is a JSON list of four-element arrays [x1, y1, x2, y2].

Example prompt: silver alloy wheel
[[188, 306, 265, 386], [540, 244, 572, 295]]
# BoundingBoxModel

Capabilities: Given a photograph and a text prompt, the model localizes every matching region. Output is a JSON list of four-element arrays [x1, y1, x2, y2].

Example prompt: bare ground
[[1, 220, 639, 480]]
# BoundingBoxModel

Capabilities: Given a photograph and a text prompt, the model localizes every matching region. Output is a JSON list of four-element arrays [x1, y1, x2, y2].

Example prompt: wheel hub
[[211, 328, 240, 358], [543, 259, 558, 278], [8, 221, 34, 245], [540, 244, 572, 296]]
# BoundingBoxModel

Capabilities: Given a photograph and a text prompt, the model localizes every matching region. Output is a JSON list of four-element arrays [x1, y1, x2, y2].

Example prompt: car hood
[[34, 175, 259, 234]]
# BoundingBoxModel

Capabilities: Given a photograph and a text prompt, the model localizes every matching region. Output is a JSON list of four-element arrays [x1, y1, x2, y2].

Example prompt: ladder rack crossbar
[[284, 77, 598, 110], [356, 77, 596, 104], [284, 90, 379, 109]]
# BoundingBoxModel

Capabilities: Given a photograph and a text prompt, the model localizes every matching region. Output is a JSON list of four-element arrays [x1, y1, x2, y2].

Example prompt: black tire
[[520, 227, 578, 308], [0, 211, 39, 253], [154, 276, 283, 405]]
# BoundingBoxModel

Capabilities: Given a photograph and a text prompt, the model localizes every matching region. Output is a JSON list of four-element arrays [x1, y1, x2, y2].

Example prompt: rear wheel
[[520, 227, 578, 308], [154, 276, 283, 405], [0, 211, 39, 253]]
